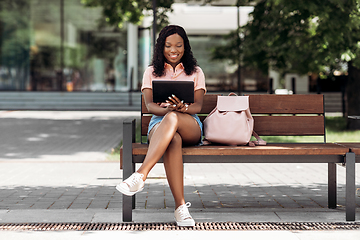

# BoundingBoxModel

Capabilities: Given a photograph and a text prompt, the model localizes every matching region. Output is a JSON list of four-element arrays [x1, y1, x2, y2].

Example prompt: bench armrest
[[120, 118, 136, 170], [123, 118, 136, 144], [122, 118, 136, 222]]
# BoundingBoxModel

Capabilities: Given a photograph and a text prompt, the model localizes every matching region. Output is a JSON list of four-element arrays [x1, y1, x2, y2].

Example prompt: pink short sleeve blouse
[[141, 63, 206, 94]]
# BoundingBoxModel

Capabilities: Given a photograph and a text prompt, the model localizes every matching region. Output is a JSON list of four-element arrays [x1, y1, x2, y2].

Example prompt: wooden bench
[[121, 94, 355, 222]]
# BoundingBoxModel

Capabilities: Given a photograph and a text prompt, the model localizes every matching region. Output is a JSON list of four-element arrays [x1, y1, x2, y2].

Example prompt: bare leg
[[136, 112, 201, 209], [163, 132, 185, 209]]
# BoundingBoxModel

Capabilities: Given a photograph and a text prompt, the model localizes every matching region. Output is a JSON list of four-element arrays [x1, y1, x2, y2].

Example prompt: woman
[[116, 25, 206, 227]]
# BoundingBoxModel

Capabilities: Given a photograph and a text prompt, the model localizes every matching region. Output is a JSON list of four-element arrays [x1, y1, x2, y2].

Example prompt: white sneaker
[[174, 202, 195, 227], [116, 172, 145, 196]]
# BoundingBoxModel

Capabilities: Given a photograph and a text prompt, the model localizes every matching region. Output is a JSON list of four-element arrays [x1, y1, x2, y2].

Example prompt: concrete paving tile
[[0, 209, 95, 223], [7, 203, 33, 209], [87, 203, 109, 209], [275, 210, 348, 222], [29, 202, 54, 209], [48, 202, 72, 209], [190, 209, 282, 222], [106, 203, 121, 209], [91, 210, 123, 223], [0, 210, 8, 221], [66, 205, 89, 210]]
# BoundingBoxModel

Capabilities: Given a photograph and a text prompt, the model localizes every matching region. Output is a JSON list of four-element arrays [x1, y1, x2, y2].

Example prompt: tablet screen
[[152, 80, 194, 103]]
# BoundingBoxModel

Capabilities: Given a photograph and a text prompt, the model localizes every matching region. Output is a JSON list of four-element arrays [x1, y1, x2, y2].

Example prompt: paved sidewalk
[[0, 111, 139, 161], [0, 110, 359, 239], [0, 161, 359, 223]]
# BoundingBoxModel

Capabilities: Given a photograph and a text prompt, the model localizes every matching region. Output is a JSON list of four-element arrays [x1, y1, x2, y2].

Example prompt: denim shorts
[[147, 114, 203, 138]]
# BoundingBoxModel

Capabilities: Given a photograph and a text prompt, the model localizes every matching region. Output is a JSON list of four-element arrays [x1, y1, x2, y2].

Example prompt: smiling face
[[163, 33, 184, 69]]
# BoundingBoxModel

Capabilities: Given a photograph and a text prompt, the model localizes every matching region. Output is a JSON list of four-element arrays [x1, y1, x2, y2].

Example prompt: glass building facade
[[0, 0, 128, 92]]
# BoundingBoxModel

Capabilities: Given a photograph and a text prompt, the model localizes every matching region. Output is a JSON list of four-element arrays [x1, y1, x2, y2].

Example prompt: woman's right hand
[[166, 95, 188, 113]]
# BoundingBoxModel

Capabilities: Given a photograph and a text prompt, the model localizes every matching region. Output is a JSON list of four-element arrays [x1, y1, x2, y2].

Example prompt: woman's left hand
[[166, 94, 189, 113]]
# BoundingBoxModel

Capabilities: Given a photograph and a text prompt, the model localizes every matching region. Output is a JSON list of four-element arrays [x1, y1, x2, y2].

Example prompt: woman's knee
[[163, 111, 179, 126]]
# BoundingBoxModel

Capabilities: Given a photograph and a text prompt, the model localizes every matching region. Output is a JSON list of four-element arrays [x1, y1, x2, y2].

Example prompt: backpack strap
[[248, 131, 267, 146]]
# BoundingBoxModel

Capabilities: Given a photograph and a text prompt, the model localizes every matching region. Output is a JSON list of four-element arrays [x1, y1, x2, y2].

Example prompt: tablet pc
[[152, 80, 194, 103]]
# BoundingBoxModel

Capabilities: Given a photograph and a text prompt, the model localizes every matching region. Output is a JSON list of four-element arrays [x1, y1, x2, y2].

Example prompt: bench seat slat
[[336, 143, 360, 156], [133, 155, 343, 164], [132, 143, 348, 156]]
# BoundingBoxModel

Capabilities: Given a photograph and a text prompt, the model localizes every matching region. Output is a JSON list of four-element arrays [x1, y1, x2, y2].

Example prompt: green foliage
[[0, 0, 31, 90], [81, 0, 174, 30], [326, 116, 348, 131], [212, 0, 360, 76], [325, 116, 360, 142]]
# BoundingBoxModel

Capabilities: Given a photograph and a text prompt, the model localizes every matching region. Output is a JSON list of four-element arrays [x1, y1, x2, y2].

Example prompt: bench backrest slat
[[249, 94, 323, 114], [141, 94, 325, 139], [253, 116, 324, 136]]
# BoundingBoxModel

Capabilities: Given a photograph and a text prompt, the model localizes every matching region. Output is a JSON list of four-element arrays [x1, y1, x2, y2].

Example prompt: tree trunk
[[346, 61, 360, 129]]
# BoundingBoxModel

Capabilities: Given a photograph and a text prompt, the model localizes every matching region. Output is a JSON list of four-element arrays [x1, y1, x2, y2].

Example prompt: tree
[[242, 1, 360, 75], [81, 0, 174, 30], [81, 0, 213, 30], [213, 0, 360, 129]]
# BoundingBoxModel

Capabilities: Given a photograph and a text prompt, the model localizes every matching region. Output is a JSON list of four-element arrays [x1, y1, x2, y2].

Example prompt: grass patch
[[325, 116, 360, 142]]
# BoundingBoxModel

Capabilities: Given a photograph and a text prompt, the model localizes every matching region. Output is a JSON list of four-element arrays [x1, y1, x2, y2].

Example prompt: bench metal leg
[[346, 152, 356, 221], [328, 163, 337, 209], [122, 119, 136, 222]]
